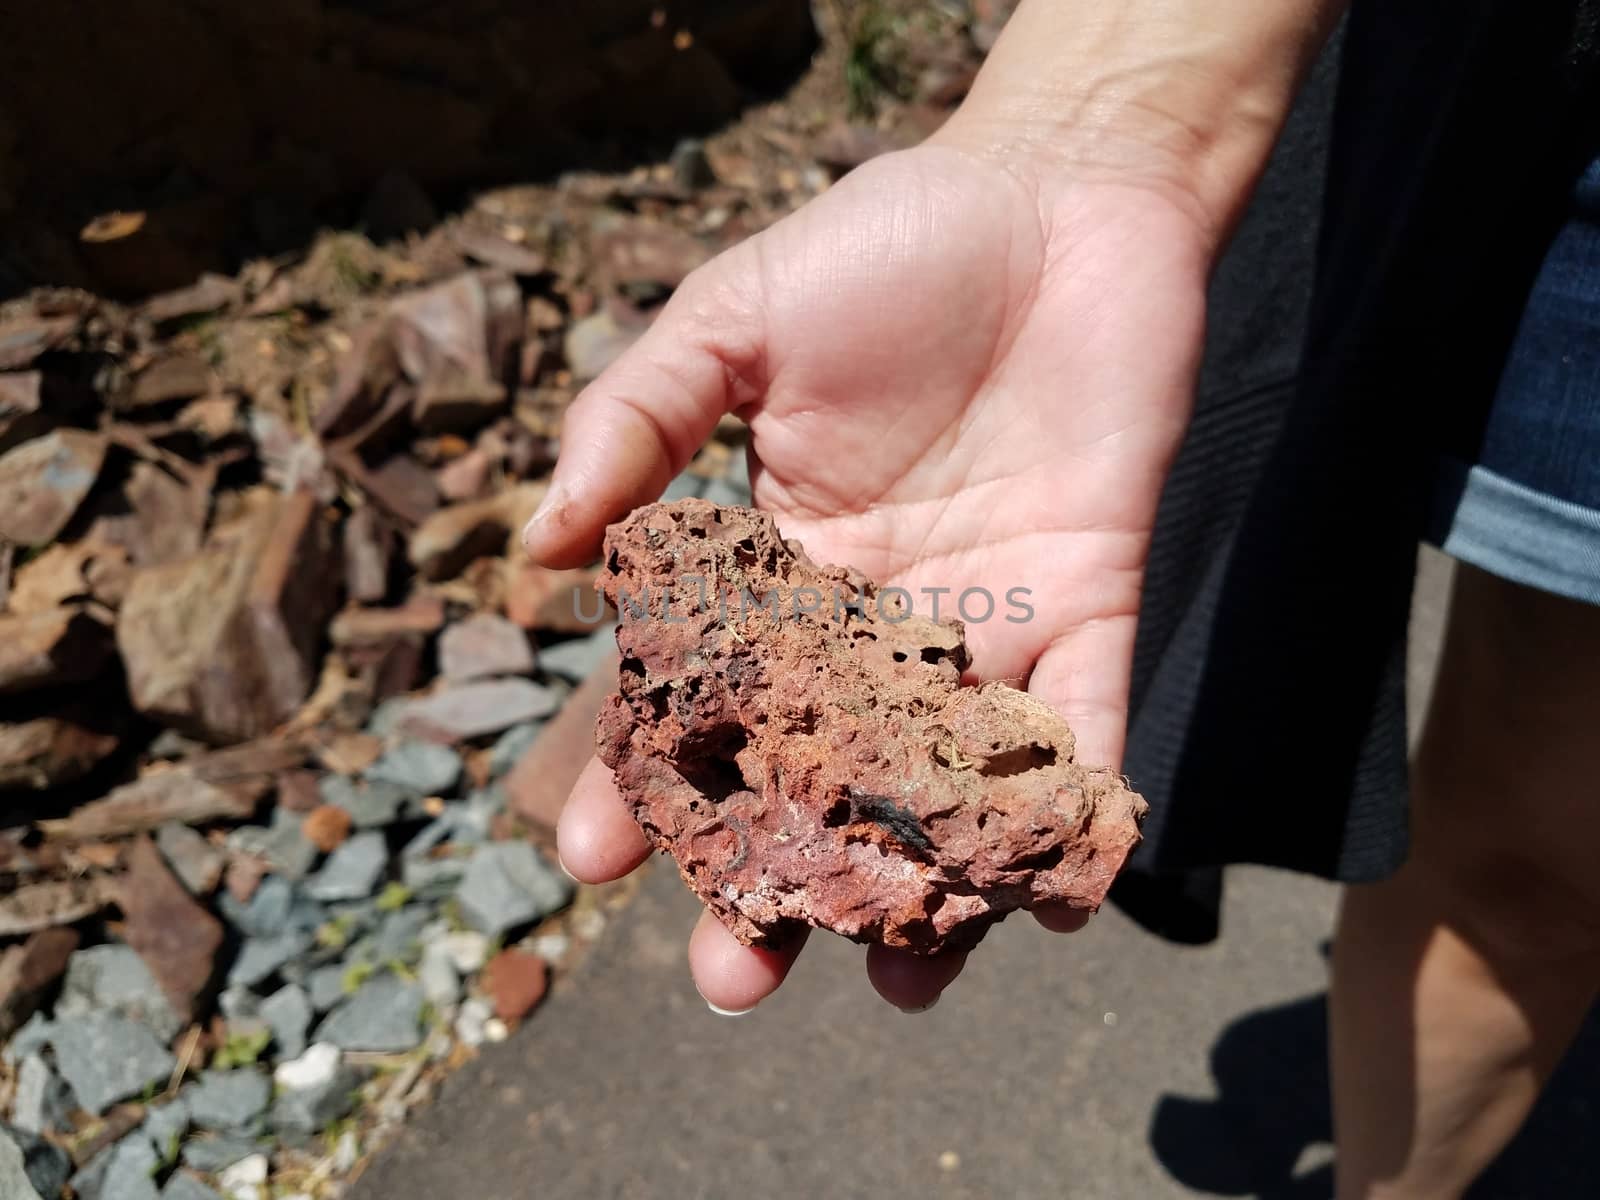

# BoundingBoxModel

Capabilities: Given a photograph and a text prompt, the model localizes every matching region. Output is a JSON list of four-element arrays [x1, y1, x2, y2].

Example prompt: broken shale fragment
[[595, 500, 1147, 955]]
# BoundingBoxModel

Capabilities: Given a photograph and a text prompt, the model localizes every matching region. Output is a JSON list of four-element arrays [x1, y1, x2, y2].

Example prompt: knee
[[1408, 837, 1600, 968]]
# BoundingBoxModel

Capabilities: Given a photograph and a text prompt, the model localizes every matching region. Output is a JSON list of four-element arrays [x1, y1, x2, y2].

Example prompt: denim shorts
[[1427, 157, 1600, 603]]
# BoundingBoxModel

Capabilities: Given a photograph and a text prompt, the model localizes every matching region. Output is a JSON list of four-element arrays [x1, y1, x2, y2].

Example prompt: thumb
[[523, 257, 768, 568]]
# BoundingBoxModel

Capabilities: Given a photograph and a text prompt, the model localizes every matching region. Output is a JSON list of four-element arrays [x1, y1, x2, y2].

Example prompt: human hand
[[524, 133, 1211, 1011]]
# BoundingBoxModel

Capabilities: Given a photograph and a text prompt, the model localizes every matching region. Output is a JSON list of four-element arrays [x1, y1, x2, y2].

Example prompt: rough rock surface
[[595, 500, 1147, 954]]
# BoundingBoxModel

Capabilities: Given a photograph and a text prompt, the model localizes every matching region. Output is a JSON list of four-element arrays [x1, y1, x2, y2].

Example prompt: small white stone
[[484, 1018, 509, 1043], [524, 933, 570, 963], [438, 931, 489, 974], [1103, 1011, 1118, 1027], [219, 1153, 269, 1200], [274, 1042, 342, 1091], [454, 997, 492, 1048], [331, 1129, 361, 1174]]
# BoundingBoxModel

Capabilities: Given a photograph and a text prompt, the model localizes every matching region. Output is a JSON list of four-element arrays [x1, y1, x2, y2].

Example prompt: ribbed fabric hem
[[1426, 460, 1600, 605]]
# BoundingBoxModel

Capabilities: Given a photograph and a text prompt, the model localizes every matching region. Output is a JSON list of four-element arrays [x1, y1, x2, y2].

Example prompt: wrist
[[931, 0, 1345, 253]]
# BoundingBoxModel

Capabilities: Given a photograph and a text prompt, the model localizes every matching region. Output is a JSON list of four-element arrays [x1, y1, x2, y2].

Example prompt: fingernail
[[556, 850, 579, 882], [896, 996, 940, 1015], [706, 1000, 756, 1017], [524, 483, 564, 543]]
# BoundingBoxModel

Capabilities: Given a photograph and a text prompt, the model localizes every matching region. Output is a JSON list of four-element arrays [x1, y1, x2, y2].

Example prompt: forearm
[[935, 0, 1348, 248]]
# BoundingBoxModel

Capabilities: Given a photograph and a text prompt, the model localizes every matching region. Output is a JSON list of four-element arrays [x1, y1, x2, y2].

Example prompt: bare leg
[[1332, 563, 1600, 1198]]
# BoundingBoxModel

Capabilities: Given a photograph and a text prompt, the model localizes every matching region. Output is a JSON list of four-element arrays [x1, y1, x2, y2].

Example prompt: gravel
[[454, 841, 573, 936], [57, 945, 183, 1043], [259, 985, 313, 1060], [306, 832, 388, 902], [364, 742, 462, 797], [314, 976, 425, 1053], [183, 1070, 271, 1134], [49, 1014, 177, 1115]]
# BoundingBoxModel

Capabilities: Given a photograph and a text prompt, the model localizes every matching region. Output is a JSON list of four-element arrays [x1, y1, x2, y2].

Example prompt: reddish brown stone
[[129, 352, 214, 407], [7, 537, 131, 614], [343, 506, 393, 605], [37, 760, 265, 840], [0, 710, 121, 790], [329, 594, 446, 647], [434, 447, 493, 503], [276, 768, 323, 813], [0, 879, 107, 936], [438, 613, 534, 682], [506, 657, 617, 832], [505, 562, 612, 634], [116, 489, 338, 742], [0, 429, 108, 545], [596, 500, 1148, 955], [317, 732, 385, 775], [302, 805, 354, 853], [224, 855, 267, 904], [482, 949, 548, 1023], [114, 836, 224, 1025], [0, 606, 112, 695], [406, 483, 545, 582], [0, 927, 79, 1037]]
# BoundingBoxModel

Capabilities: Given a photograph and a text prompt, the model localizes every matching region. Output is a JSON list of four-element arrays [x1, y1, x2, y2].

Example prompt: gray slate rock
[[142, 1099, 190, 1161], [2, 1014, 52, 1066], [363, 696, 413, 739], [661, 470, 705, 501], [535, 626, 615, 682], [401, 849, 470, 897], [306, 831, 388, 902], [11, 1054, 74, 1136], [78, 1134, 161, 1200], [2, 1123, 65, 1200], [486, 722, 540, 777], [314, 976, 424, 1053], [319, 775, 411, 829], [259, 985, 312, 1060], [227, 930, 314, 989], [177, 1136, 260, 1173], [371, 907, 430, 965], [217, 876, 296, 938], [216, 987, 259, 1025], [155, 823, 225, 896], [305, 965, 347, 1013], [0, 1127, 43, 1200], [395, 678, 563, 742], [182, 1070, 270, 1133], [161, 1175, 225, 1200], [57, 946, 182, 1043], [364, 742, 462, 796], [702, 475, 752, 508], [268, 1064, 361, 1136], [49, 1014, 176, 1115], [455, 841, 574, 936], [225, 820, 317, 882], [417, 943, 460, 1008]]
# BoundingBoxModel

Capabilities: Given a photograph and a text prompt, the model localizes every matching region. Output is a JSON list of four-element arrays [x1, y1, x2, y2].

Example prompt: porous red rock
[[595, 499, 1148, 955]]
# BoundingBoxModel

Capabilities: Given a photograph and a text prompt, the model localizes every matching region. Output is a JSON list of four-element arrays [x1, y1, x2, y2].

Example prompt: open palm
[[526, 140, 1210, 1011]]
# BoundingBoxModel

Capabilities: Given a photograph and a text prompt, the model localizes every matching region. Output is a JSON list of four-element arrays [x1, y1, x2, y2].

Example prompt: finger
[[1027, 613, 1139, 769], [865, 944, 968, 1012], [688, 908, 808, 1014], [522, 260, 767, 568], [555, 757, 652, 883], [1032, 901, 1093, 934]]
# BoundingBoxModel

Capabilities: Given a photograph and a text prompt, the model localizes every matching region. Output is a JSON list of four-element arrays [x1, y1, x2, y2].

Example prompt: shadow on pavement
[[1150, 991, 1600, 1198]]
